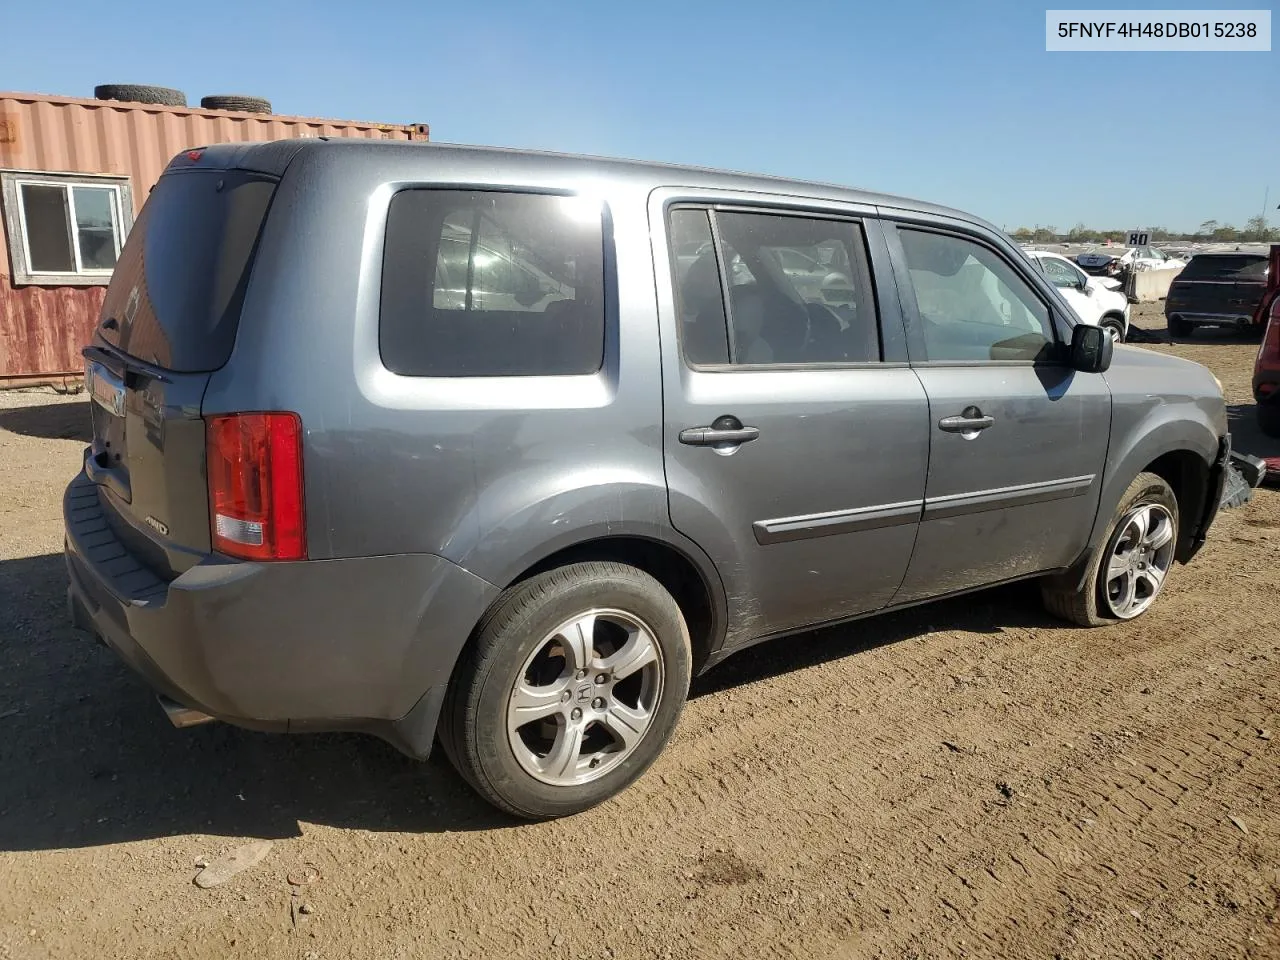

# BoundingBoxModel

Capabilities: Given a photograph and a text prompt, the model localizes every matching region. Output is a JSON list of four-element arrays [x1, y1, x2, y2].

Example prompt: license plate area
[[86, 360, 125, 418], [84, 358, 132, 503]]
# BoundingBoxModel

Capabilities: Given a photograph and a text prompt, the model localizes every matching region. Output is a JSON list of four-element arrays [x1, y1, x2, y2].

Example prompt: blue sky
[[6, 0, 1276, 232]]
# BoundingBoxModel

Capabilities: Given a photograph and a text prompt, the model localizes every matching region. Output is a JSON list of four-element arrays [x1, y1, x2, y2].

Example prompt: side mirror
[[1071, 323, 1113, 373]]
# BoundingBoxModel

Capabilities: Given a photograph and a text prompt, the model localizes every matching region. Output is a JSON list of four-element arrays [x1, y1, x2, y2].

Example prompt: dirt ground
[[1, 305, 1277, 960]]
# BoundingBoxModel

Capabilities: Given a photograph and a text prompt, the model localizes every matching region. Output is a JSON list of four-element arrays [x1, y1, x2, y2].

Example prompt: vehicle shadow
[[0, 399, 91, 443], [1227, 403, 1280, 460], [0, 550, 1051, 851], [1165, 325, 1261, 346], [692, 581, 1049, 698]]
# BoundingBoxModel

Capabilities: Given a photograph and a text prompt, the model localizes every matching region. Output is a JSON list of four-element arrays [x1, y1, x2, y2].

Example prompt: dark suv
[[1166, 252, 1271, 337], [66, 140, 1230, 818]]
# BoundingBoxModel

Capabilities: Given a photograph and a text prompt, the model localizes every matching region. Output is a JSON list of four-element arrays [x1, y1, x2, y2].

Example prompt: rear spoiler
[[161, 140, 311, 178]]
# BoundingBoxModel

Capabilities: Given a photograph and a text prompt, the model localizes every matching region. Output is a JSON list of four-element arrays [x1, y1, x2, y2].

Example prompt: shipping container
[[0, 91, 428, 382]]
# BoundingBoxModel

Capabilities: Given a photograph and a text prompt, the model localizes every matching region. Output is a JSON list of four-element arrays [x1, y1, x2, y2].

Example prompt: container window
[[381, 190, 606, 377], [0, 173, 131, 285]]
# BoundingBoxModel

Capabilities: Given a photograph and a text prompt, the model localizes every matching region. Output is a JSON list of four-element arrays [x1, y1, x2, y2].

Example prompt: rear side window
[[381, 190, 606, 377], [1180, 255, 1268, 281], [669, 206, 880, 366], [99, 169, 276, 372]]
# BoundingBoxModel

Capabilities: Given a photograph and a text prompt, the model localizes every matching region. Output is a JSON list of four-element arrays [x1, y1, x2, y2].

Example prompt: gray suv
[[65, 140, 1230, 819]]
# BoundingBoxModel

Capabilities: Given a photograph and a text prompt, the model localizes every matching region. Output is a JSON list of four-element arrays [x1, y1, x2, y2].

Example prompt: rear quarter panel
[[200, 144, 685, 588]]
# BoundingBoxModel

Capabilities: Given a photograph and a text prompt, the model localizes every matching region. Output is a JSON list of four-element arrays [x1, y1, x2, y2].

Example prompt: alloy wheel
[[1102, 503, 1175, 619], [506, 609, 664, 786]]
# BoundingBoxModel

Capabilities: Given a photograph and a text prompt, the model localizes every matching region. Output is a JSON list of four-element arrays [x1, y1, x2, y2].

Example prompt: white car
[[1026, 250, 1131, 342]]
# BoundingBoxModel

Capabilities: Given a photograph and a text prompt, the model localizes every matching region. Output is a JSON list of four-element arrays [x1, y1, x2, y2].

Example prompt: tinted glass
[[382, 190, 605, 377], [669, 208, 729, 365], [1180, 255, 1268, 281], [20, 184, 75, 273], [900, 229, 1054, 362], [99, 169, 277, 371], [679, 210, 879, 365]]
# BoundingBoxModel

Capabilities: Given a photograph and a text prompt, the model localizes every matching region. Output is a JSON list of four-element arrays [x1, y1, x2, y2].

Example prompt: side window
[[669, 209, 730, 365], [381, 190, 605, 377], [899, 229, 1055, 363], [1040, 256, 1081, 289], [669, 206, 880, 366]]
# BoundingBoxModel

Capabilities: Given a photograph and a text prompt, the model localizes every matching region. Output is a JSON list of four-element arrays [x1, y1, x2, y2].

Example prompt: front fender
[[1072, 389, 1222, 589]]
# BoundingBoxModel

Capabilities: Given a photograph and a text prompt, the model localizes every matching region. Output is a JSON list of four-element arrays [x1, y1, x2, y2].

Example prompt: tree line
[[1009, 216, 1277, 244]]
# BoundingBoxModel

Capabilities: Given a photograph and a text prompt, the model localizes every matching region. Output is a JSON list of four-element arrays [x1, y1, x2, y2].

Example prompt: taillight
[[205, 413, 306, 561]]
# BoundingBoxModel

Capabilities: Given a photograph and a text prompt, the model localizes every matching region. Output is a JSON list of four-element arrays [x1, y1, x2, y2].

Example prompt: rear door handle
[[679, 415, 760, 447], [938, 406, 995, 435]]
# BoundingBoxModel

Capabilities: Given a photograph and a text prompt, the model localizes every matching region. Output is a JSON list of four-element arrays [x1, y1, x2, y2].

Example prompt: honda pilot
[[66, 139, 1230, 819]]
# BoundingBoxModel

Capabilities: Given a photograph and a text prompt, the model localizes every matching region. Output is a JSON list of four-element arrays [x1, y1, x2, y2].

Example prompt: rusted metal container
[[0, 91, 428, 382]]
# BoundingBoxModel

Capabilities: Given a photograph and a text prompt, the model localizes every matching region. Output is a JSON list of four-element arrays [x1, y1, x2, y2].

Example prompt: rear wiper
[[82, 344, 172, 384]]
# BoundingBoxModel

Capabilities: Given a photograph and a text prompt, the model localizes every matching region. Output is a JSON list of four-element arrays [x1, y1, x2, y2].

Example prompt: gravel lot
[[1, 305, 1277, 960]]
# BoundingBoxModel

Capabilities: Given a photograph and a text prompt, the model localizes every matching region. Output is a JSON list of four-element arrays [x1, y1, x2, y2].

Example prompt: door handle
[[679, 415, 761, 447], [938, 406, 995, 435]]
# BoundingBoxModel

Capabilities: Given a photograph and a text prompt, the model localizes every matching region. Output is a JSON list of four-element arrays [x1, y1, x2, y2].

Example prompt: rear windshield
[[98, 169, 277, 371], [1179, 255, 1268, 281]]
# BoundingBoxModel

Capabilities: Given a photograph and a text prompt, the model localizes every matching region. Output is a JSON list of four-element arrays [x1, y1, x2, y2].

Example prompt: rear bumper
[[64, 471, 499, 757], [1167, 311, 1257, 328]]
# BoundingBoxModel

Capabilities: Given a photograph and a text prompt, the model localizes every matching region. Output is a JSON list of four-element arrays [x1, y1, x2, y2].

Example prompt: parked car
[[1250, 247, 1280, 436], [1076, 245, 1186, 279], [1166, 252, 1271, 338], [1025, 250, 1131, 341], [66, 140, 1230, 819]]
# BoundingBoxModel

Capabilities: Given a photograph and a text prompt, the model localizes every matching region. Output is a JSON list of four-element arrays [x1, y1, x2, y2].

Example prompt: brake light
[[206, 413, 306, 561]]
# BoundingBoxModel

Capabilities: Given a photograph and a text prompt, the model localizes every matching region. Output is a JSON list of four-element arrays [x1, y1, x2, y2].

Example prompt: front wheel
[[1101, 318, 1126, 343], [438, 561, 692, 819], [1041, 472, 1179, 627]]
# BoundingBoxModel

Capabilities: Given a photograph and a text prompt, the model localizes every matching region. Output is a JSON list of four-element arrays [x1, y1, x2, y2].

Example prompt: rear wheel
[[1167, 314, 1192, 339], [1101, 317, 1126, 343], [1258, 403, 1280, 439], [1041, 472, 1178, 627], [439, 562, 692, 819]]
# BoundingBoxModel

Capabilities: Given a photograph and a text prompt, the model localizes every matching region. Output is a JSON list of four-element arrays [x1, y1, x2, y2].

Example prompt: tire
[[1167, 314, 1192, 339], [439, 562, 692, 819], [1101, 318, 1126, 343], [199, 95, 273, 114], [1220, 466, 1253, 510], [1041, 472, 1179, 628], [1258, 403, 1280, 439], [94, 84, 187, 107]]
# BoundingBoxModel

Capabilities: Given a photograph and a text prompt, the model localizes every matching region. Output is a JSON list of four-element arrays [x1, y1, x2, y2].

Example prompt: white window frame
[[1, 169, 134, 286]]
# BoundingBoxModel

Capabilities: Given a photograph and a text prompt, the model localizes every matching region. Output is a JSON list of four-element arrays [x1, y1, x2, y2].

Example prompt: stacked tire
[[200, 95, 273, 114], [93, 84, 187, 107]]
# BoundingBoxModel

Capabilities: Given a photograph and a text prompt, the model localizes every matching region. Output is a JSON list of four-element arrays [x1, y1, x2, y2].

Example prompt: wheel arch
[[502, 532, 728, 675], [1067, 417, 1219, 592]]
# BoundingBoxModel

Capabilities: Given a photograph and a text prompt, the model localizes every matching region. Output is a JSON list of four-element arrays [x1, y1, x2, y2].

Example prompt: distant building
[[0, 88, 428, 384]]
